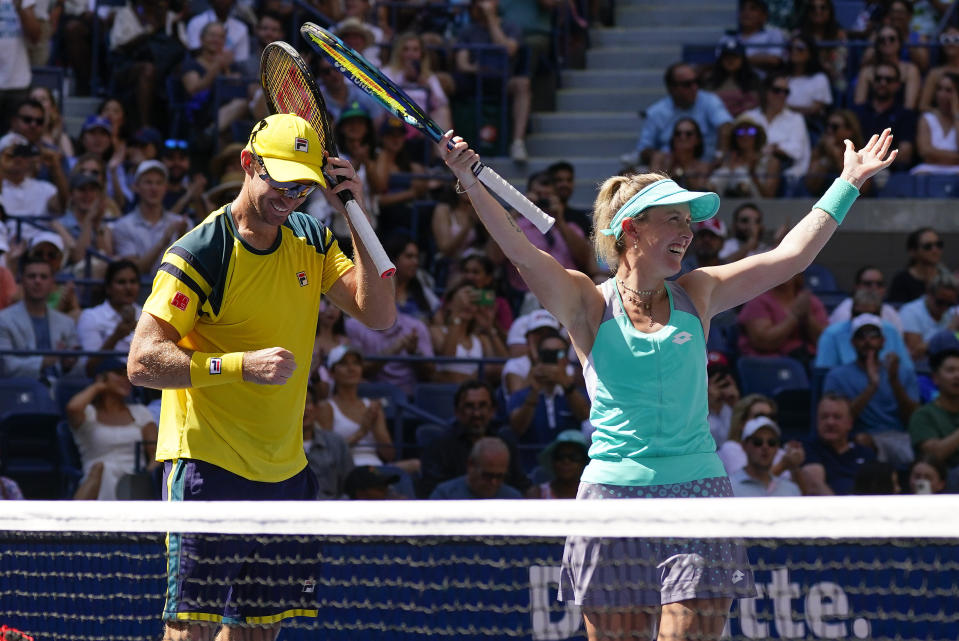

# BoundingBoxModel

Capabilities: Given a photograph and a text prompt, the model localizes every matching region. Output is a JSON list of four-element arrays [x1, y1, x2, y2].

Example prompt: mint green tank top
[[580, 279, 726, 486]]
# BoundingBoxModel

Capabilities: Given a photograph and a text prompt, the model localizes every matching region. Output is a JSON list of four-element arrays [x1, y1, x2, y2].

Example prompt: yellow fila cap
[[245, 114, 327, 188]]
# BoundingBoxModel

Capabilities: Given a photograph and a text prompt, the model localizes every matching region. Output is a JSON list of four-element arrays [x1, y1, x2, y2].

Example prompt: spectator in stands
[[706, 351, 739, 446], [66, 358, 159, 500], [369, 117, 432, 238], [889, 227, 947, 304], [432, 280, 508, 384], [0, 132, 60, 239], [829, 266, 902, 330], [70, 152, 121, 219], [650, 117, 712, 192], [806, 109, 867, 196], [344, 465, 401, 499], [336, 2, 386, 64], [900, 271, 959, 363], [700, 36, 761, 118], [316, 344, 397, 468], [796, 0, 848, 94], [507, 332, 589, 467], [681, 218, 727, 274], [384, 32, 452, 135], [60, 0, 95, 95], [908, 454, 948, 493], [628, 62, 732, 167], [108, 0, 184, 130], [98, 97, 130, 148], [0, 261, 15, 310], [0, 468, 23, 499], [26, 231, 82, 320], [0, 255, 78, 381], [309, 296, 350, 390], [707, 114, 780, 198], [909, 348, 959, 490], [419, 380, 530, 497], [801, 393, 877, 495], [76, 115, 129, 212], [503, 309, 562, 393], [29, 87, 74, 159], [345, 310, 435, 398], [237, 11, 284, 80], [455, 0, 531, 162], [498, 0, 557, 112], [76, 260, 141, 377], [429, 436, 523, 499], [736, 0, 787, 72], [738, 272, 828, 365], [817, 289, 911, 368], [918, 26, 959, 112], [852, 62, 918, 169], [720, 202, 776, 261], [852, 460, 901, 493], [729, 416, 802, 496], [0, 0, 34, 130], [881, 0, 932, 73], [856, 27, 922, 110], [547, 161, 592, 235], [911, 73, 959, 175], [181, 22, 250, 151], [783, 34, 833, 127], [431, 184, 484, 281], [160, 139, 209, 220], [302, 383, 354, 499], [822, 313, 918, 467], [460, 254, 513, 336], [315, 48, 382, 126], [717, 393, 777, 473], [743, 72, 812, 181], [112, 160, 186, 279], [525, 429, 589, 498], [383, 233, 439, 323], [185, 0, 251, 63], [8, 97, 68, 192]]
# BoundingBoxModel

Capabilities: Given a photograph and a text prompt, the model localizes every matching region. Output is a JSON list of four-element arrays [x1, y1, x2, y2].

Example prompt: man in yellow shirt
[[127, 114, 395, 639]]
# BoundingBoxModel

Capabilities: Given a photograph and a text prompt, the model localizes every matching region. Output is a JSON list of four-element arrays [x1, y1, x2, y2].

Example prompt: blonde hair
[[387, 32, 433, 78], [729, 394, 778, 443], [591, 171, 668, 272]]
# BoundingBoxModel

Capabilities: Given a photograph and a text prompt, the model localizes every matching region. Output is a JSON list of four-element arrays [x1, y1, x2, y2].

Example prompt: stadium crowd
[[0, 0, 958, 502]]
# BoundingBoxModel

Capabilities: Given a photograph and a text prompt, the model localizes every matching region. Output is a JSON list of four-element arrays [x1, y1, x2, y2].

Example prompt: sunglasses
[[921, 240, 944, 250], [735, 126, 758, 136], [672, 79, 697, 88], [748, 437, 780, 448], [251, 149, 319, 199], [770, 86, 791, 95], [164, 138, 188, 150], [874, 75, 898, 84], [17, 115, 43, 126]]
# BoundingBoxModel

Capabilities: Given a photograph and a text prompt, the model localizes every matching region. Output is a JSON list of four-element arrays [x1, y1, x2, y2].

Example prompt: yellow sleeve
[[142, 267, 202, 339], [319, 230, 356, 294]]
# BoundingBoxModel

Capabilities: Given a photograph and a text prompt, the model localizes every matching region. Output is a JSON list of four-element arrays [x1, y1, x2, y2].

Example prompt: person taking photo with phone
[[432, 280, 508, 384]]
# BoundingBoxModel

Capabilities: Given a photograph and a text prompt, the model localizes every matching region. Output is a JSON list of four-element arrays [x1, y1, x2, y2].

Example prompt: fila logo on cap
[[209, 357, 222, 375], [294, 137, 309, 152], [297, 271, 308, 287]]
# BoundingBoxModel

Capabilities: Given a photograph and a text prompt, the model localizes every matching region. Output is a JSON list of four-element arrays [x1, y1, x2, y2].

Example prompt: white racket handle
[[474, 164, 555, 234], [344, 199, 395, 278]]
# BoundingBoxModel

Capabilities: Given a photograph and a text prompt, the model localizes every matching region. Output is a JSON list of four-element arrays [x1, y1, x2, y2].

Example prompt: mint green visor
[[600, 178, 720, 240]]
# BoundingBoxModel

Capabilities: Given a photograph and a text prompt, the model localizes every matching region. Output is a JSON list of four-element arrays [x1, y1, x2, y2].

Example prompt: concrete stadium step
[[591, 25, 728, 47], [561, 68, 662, 90], [531, 111, 641, 133], [586, 46, 682, 70], [615, 4, 737, 28], [555, 87, 659, 112], [526, 132, 635, 157], [62, 95, 101, 138], [485, 156, 624, 184]]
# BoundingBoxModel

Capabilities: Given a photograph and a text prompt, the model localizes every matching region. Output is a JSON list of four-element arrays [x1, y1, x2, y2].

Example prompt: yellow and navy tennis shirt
[[142, 204, 354, 482]]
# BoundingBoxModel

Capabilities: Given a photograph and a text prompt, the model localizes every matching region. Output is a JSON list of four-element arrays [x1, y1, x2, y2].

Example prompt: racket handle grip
[[474, 164, 555, 234], [343, 198, 395, 279]]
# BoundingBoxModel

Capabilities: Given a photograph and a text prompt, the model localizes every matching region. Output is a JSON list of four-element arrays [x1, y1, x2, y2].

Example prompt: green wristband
[[813, 178, 859, 225]]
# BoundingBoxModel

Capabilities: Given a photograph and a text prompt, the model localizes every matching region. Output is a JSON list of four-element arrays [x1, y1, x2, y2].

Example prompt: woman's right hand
[[438, 131, 480, 186]]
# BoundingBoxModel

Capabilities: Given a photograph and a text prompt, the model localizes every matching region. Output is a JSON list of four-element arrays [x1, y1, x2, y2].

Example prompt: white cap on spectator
[[526, 309, 560, 333], [850, 313, 882, 335], [327, 344, 363, 369], [29, 231, 65, 253], [741, 416, 781, 441], [0, 132, 30, 154], [134, 159, 169, 182]]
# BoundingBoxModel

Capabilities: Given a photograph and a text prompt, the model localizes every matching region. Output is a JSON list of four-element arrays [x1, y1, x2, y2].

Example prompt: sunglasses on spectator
[[17, 114, 43, 126], [921, 240, 944, 250], [251, 149, 319, 199], [735, 126, 758, 136], [748, 437, 780, 448], [674, 128, 697, 138], [672, 79, 697, 88], [165, 138, 188, 150], [874, 74, 898, 84]]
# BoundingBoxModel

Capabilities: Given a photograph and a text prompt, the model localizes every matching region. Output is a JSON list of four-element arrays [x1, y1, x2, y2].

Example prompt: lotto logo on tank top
[[296, 271, 308, 286], [672, 331, 693, 345]]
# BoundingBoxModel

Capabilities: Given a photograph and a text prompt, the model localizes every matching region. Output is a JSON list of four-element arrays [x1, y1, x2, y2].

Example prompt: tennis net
[[2, 496, 959, 640]]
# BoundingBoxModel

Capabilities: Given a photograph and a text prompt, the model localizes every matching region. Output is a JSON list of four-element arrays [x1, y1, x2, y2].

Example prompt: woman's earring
[[633, 240, 638, 250]]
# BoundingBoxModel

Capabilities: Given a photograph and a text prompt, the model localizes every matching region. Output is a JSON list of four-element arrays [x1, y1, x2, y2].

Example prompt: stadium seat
[[924, 175, 959, 198], [54, 377, 93, 416], [0, 378, 57, 415], [413, 383, 459, 423], [833, 0, 865, 29], [56, 420, 83, 498], [804, 263, 839, 293], [877, 171, 917, 198], [736, 356, 810, 398], [0, 411, 63, 499]]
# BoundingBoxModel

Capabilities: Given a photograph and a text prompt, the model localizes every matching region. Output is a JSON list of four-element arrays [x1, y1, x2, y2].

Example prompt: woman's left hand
[[839, 128, 897, 190]]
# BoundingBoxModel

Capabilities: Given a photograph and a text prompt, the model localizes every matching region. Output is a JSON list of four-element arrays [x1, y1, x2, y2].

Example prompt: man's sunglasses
[[251, 149, 319, 199], [921, 240, 944, 251], [17, 115, 43, 126], [748, 437, 780, 448]]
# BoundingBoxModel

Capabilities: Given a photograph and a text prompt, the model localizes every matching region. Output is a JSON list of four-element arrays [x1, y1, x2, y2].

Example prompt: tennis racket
[[260, 40, 395, 278], [299, 22, 556, 235]]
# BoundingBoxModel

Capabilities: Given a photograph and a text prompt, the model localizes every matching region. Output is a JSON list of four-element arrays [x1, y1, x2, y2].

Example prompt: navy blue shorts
[[161, 459, 321, 625]]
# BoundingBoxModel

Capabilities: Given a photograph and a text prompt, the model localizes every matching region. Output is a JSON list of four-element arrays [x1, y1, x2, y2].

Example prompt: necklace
[[618, 279, 665, 329]]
